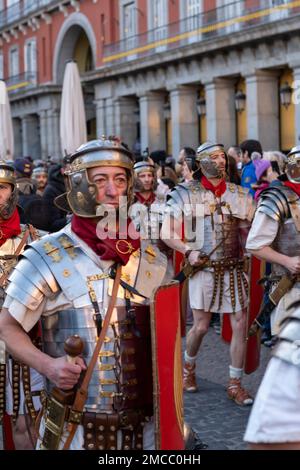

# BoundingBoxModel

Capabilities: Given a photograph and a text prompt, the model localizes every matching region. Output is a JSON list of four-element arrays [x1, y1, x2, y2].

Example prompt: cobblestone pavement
[[184, 326, 271, 450]]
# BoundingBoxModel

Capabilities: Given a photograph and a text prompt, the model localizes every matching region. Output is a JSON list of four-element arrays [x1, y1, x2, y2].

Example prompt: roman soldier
[[161, 142, 256, 404], [244, 145, 300, 449], [0, 138, 183, 450], [0, 161, 42, 449]]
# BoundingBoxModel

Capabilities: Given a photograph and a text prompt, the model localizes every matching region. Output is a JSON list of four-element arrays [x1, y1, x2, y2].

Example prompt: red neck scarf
[[0, 208, 21, 247], [135, 192, 156, 206], [201, 175, 227, 197], [284, 180, 300, 197], [71, 215, 140, 266]]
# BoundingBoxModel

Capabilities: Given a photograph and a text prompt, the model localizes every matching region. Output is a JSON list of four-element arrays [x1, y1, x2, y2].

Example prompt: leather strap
[[62, 264, 122, 450]]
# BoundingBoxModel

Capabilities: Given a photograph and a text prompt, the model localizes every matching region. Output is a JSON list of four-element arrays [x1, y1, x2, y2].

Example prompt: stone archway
[[53, 12, 96, 84]]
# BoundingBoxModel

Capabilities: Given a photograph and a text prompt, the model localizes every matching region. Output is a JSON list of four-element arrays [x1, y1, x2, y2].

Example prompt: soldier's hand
[[286, 256, 300, 274], [47, 356, 86, 390]]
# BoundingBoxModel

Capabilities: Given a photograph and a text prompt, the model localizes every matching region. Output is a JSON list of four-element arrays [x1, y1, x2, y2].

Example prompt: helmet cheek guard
[[196, 142, 227, 179]]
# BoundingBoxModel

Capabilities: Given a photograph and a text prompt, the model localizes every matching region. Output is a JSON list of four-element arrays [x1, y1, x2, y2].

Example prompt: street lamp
[[196, 96, 206, 116], [163, 101, 171, 120], [280, 82, 293, 108], [133, 105, 140, 123], [235, 90, 246, 112]]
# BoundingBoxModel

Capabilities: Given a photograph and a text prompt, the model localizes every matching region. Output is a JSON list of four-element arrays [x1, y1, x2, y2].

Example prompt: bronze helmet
[[59, 136, 134, 218]]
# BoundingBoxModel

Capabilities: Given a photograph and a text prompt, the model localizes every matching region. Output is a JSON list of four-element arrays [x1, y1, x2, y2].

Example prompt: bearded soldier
[[0, 137, 184, 450], [244, 146, 300, 449], [0, 161, 43, 449], [161, 142, 256, 405]]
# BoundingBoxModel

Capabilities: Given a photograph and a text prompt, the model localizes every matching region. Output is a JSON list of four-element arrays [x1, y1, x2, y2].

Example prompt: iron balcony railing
[[0, 0, 55, 29], [6, 71, 38, 94], [103, 0, 300, 65]]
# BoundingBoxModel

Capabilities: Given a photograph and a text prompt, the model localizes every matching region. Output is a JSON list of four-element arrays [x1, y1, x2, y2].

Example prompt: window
[[6, 0, 20, 23], [181, 0, 203, 43], [24, 38, 37, 76], [9, 46, 19, 77], [217, 0, 242, 34], [148, 0, 168, 51], [269, 0, 289, 21], [123, 1, 136, 39], [121, 1, 137, 59]]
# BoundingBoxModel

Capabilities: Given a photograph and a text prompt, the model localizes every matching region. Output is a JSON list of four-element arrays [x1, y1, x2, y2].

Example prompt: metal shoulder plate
[[27, 230, 88, 302], [257, 186, 291, 222], [166, 183, 192, 208], [6, 250, 59, 310]]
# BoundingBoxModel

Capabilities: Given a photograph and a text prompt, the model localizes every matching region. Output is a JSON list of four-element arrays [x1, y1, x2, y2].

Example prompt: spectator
[[240, 139, 263, 197], [13, 157, 37, 223]]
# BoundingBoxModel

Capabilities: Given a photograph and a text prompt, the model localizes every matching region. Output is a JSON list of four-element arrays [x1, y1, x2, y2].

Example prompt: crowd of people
[[0, 135, 299, 450]]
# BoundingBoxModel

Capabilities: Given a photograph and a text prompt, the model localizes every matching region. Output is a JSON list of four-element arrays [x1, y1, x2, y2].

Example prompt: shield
[[150, 281, 184, 450], [60, 61, 87, 155], [2, 412, 15, 450], [221, 256, 264, 374]]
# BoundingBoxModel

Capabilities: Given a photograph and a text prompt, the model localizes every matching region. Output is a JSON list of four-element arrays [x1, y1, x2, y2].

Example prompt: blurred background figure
[[23, 163, 67, 233], [32, 166, 48, 196], [240, 139, 263, 197], [228, 146, 242, 172], [13, 157, 37, 223], [150, 149, 178, 185], [176, 147, 197, 182], [227, 155, 241, 185], [263, 150, 286, 176]]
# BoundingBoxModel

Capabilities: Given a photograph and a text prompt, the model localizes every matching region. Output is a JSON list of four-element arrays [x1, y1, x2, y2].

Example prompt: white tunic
[[245, 204, 300, 444]]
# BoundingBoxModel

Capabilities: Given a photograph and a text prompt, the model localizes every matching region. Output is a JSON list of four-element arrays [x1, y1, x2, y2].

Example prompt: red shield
[[150, 281, 184, 450], [2, 412, 15, 450], [222, 256, 264, 374]]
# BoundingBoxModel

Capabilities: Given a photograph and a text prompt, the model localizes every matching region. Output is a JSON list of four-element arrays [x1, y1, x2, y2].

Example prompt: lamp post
[[163, 101, 171, 120], [196, 96, 206, 116], [280, 82, 293, 108], [235, 90, 246, 112]]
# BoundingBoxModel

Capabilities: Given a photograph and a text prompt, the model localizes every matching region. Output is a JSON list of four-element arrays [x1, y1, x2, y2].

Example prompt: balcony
[[6, 71, 37, 94], [0, 0, 58, 29], [103, 0, 299, 66]]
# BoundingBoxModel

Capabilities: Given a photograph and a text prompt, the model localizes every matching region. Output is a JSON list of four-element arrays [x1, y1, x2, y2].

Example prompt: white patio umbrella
[[0, 80, 14, 160], [60, 61, 87, 156]]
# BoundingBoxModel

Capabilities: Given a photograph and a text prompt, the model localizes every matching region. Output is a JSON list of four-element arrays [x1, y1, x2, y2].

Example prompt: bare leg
[[186, 309, 212, 357], [11, 415, 37, 450], [183, 310, 212, 392], [227, 309, 253, 405], [229, 309, 247, 369]]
